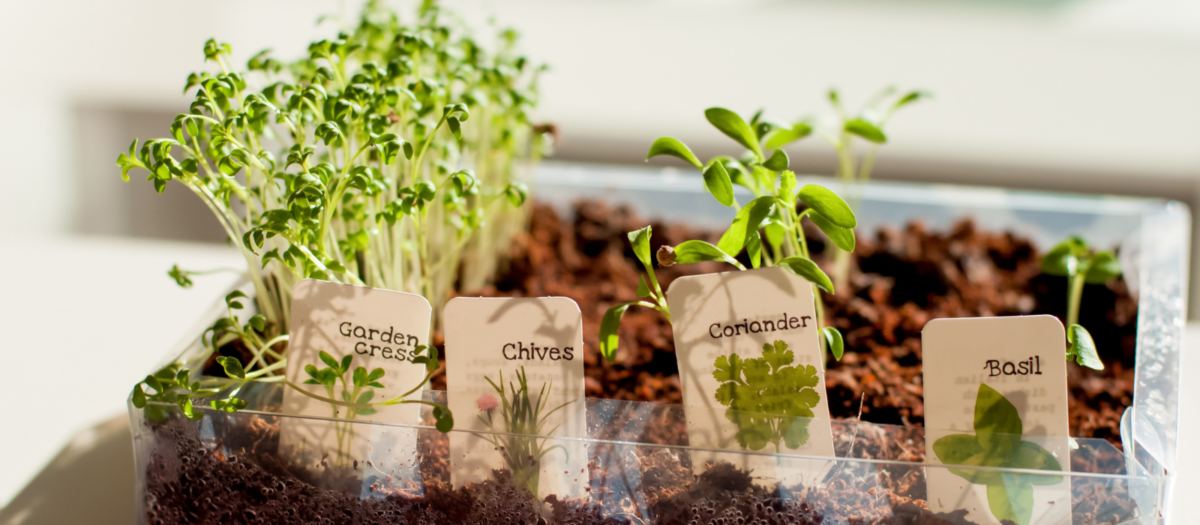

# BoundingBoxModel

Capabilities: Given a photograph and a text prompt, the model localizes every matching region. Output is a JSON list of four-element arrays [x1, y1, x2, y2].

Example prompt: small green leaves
[[820, 327, 844, 360], [504, 183, 528, 207], [974, 384, 1022, 456], [702, 161, 735, 207], [1067, 324, 1103, 370], [599, 302, 634, 363], [168, 265, 194, 288], [1085, 251, 1121, 284], [673, 240, 745, 270], [713, 341, 821, 452], [809, 212, 855, 252], [717, 196, 775, 257], [762, 122, 812, 151], [762, 149, 789, 172], [1040, 239, 1081, 276], [798, 185, 856, 228], [627, 226, 652, 269], [844, 119, 887, 143], [704, 107, 763, 161], [215, 356, 246, 379], [778, 257, 834, 294], [433, 404, 454, 432], [646, 137, 702, 169]]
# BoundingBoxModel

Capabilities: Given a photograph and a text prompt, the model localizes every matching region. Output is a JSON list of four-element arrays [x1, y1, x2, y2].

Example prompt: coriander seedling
[[611, 107, 851, 362], [1040, 236, 1119, 370]]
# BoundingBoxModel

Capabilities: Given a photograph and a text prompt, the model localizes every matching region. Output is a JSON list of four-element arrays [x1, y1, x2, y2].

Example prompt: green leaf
[[798, 185, 856, 228], [782, 416, 812, 450], [356, 389, 375, 404], [933, 434, 984, 465], [1040, 242, 1078, 276], [248, 314, 266, 333], [844, 118, 887, 144], [340, 354, 353, 373], [636, 274, 651, 298], [599, 303, 633, 363], [702, 161, 735, 207], [777, 170, 797, 204], [627, 226, 652, 269], [434, 405, 454, 432], [353, 367, 367, 388], [368, 368, 385, 382], [319, 351, 339, 371], [646, 137, 702, 169], [974, 384, 1022, 457], [987, 482, 1033, 525], [762, 123, 813, 150], [504, 183, 528, 207], [746, 231, 762, 269], [809, 212, 855, 252], [1068, 324, 1104, 370], [215, 356, 245, 379], [704, 107, 763, 160], [820, 327, 844, 360], [717, 196, 775, 257], [132, 385, 147, 408], [777, 257, 834, 294], [762, 149, 789, 171], [891, 90, 932, 113], [674, 240, 745, 270], [712, 354, 743, 382], [762, 340, 794, 370], [1085, 251, 1121, 284]]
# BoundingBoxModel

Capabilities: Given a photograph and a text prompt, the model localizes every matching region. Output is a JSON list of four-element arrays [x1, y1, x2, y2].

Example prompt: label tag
[[280, 279, 433, 473], [666, 266, 835, 483], [444, 297, 588, 498], [923, 315, 1071, 525]]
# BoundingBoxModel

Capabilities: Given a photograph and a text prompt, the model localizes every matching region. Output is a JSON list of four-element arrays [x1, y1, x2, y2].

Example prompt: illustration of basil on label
[[713, 340, 821, 453], [933, 384, 1063, 525]]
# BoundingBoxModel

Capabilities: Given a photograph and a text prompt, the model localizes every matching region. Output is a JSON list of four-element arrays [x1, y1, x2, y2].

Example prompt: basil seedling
[[1040, 236, 1119, 370]]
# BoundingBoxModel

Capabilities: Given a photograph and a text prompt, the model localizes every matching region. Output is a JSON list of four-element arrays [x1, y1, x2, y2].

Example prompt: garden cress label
[[444, 296, 587, 498], [279, 280, 433, 480], [923, 316, 1070, 525]]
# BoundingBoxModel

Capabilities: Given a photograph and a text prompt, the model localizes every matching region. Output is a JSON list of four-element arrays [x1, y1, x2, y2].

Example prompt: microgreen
[[1040, 236, 1119, 370], [123, 0, 547, 427], [475, 367, 570, 498], [713, 340, 821, 453], [604, 107, 856, 362], [933, 384, 1063, 525]]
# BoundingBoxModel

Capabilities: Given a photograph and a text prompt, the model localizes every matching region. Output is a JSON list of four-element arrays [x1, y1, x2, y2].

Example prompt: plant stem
[[1067, 272, 1086, 327]]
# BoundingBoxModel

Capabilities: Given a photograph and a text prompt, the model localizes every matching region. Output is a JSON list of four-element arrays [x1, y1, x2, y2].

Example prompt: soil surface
[[447, 200, 1138, 444], [164, 199, 1143, 525]]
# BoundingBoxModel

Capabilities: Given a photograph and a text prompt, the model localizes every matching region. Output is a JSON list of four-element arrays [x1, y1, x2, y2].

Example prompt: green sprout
[[933, 384, 1063, 525], [123, 0, 547, 424], [474, 367, 569, 499], [1040, 236, 1119, 370], [600, 107, 851, 363], [713, 340, 821, 453]]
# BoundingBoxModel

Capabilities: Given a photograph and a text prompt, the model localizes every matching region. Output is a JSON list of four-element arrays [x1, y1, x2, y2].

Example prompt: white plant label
[[923, 315, 1071, 525], [444, 296, 588, 498], [280, 279, 432, 475], [666, 266, 835, 484]]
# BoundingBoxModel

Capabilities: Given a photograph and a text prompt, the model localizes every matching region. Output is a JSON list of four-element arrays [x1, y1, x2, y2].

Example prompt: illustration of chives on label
[[933, 384, 1063, 525], [713, 340, 821, 453], [474, 367, 570, 498]]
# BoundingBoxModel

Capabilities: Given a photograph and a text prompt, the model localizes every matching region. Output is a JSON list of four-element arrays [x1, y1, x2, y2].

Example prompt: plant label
[[666, 266, 835, 483], [444, 297, 588, 498], [923, 315, 1071, 525], [279, 279, 433, 479]]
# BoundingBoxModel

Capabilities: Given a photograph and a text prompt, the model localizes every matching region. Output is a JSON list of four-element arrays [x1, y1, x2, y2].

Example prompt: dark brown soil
[[453, 200, 1137, 444], [159, 198, 1143, 525]]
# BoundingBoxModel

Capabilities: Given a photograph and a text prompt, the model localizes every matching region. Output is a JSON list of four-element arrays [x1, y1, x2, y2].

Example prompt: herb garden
[[123, 2, 1186, 525]]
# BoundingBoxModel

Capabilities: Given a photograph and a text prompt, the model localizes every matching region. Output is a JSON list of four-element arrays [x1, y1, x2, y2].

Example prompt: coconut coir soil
[[163, 199, 1141, 525], [450, 200, 1137, 443]]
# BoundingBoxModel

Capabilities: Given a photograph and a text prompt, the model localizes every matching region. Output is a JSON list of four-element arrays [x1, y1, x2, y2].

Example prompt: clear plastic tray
[[130, 162, 1188, 524]]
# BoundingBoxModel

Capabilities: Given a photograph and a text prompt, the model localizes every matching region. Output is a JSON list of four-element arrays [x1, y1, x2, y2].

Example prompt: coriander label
[[279, 280, 433, 475], [923, 316, 1071, 525], [444, 297, 588, 498], [666, 266, 835, 483]]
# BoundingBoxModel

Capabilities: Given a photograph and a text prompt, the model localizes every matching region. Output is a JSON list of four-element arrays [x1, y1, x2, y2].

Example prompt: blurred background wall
[[3, 0, 1198, 305]]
